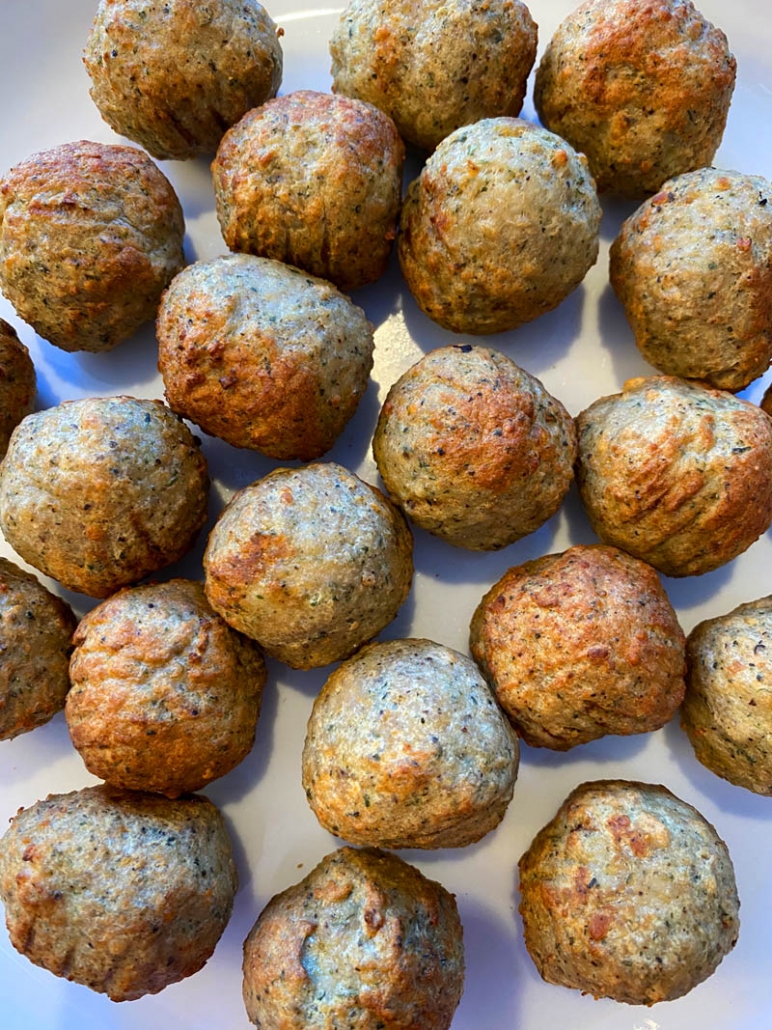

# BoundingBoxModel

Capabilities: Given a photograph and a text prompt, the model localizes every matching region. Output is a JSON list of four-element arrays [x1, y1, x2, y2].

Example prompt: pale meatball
[[0, 319, 34, 459]]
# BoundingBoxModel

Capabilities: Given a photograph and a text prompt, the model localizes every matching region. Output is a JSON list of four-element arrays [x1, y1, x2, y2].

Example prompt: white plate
[[1, 2, 771, 1028]]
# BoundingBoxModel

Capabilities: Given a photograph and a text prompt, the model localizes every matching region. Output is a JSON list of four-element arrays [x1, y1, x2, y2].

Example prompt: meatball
[[242, 846, 464, 1030], [0, 396, 209, 598], [84, 0, 283, 161], [66, 579, 266, 797], [398, 118, 601, 335], [302, 638, 519, 849], [0, 785, 237, 1001], [373, 345, 577, 550], [212, 90, 404, 292], [0, 141, 184, 352], [329, 0, 538, 151], [534, 0, 736, 198], [470, 545, 686, 750], [0, 318, 34, 459], [0, 558, 77, 741], [518, 780, 740, 1004], [157, 254, 374, 460], [610, 169, 772, 392], [682, 596, 772, 795], [203, 463, 413, 669], [575, 376, 772, 577]]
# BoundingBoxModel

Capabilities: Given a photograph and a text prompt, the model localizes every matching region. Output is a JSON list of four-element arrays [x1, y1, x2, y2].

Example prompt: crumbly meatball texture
[[329, 0, 537, 151], [470, 545, 686, 750], [212, 90, 404, 292], [0, 786, 237, 1001], [0, 558, 77, 742], [0, 396, 209, 598], [682, 596, 772, 795], [242, 847, 464, 1030], [204, 463, 413, 669], [534, 0, 736, 198], [398, 118, 601, 335], [610, 169, 772, 391], [157, 254, 374, 460], [0, 319, 34, 459], [0, 141, 184, 352], [66, 579, 266, 797], [84, 0, 283, 161], [373, 346, 577, 550], [575, 376, 772, 577], [302, 638, 519, 849], [518, 780, 740, 1005]]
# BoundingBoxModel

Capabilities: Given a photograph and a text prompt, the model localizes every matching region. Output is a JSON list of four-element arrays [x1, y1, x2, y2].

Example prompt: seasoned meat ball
[[373, 345, 577, 549], [398, 118, 601, 335], [302, 638, 519, 849], [212, 90, 404, 292], [0, 319, 34, 459], [0, 396, 209, 598], [243, 846, 464, 1030], [470, 545, 686, 750], [682, 596, 772, 795], [329, 0, 538, 151], [575, 376, 772, 577], [610, 169, 772, 391], [204, 463, 413, 669], [0, 558, 76, 741], [534, 0, 736, 198], [0, 141, 184, 352], [519, 780, 740, 1004], [157, 254, 374, 460], [84, 0, 283, 161], [66, 579, 266, 797], [0, 785, 237, 1001]]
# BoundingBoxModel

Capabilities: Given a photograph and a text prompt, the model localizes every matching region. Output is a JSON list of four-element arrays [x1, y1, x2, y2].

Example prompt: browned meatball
[[0, 141, 185, 352], [66, 579, 266, 797], [470, 545, 686, 749], [84, 0, 283, 161], [0, 396, 209, 598], [575, 376, 772, 576], [373, 345, 577, 549], [0, 319, 34, 460], [0, 786, 237, 1001], [212, 90, 404, 292], [0, 558, 76, 741], [242, 847, 464, 1029], [534, 0, 736, 198], [157, 254, 374, 460], [519, 780, 740, 1004]]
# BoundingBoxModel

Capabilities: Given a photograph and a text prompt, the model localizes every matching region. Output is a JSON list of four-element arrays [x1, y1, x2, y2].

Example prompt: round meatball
[[0, 785, 237, 1001], [212, 90, 404, 292], [66, 579, 266, 797], [373, 345, 577, 550], [329, 0, 537, 151], [0, 558, 77, 741], [0, 396, 209, 598], [157, 254, 374, 460], [84, 0, 283, 161], [610, 169, 772, 392], [518, 780, 740, 1004], [303, 638, 519, 849], [682, 596, 772, 795], [242, 846, 464, 1030], [575, 376, 772, 577], [0, 141, 185, 352], [534, 0, 736, 198], [398, 118, 601, 335], [0, 319, 34, 459], [203, 463, 413, 669], [470, 545, 686, 749]]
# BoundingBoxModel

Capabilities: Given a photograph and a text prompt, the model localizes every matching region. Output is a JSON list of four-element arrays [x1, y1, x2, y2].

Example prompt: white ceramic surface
[[1, 2, 771, 1028]]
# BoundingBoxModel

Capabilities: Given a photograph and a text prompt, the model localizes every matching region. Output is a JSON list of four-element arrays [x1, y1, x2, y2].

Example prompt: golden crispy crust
[[0, 318, 34, 459], [470, 545, 686, 749], [518, 780, 739, 1004], [212, 90, 404, 292], [242, 847, 464, 1029]]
